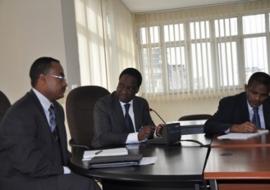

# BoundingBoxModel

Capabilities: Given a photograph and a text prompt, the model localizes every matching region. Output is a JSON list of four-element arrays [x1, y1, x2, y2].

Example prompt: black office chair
[[66, 86, 110, 152], [178, 114, 211, 134], [0, 91, 11, 122], [179, 114, 212, 121]]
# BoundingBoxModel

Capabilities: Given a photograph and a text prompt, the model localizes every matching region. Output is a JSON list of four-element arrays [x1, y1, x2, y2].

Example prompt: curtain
[[74, 0, 136, 91], [134, 0, 270, 100]]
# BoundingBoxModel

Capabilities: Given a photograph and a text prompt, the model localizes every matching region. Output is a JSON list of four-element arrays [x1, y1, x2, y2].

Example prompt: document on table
[[217, 130, 269, 140], [83, 147, 128, 161], [139, 156, 157, 166]]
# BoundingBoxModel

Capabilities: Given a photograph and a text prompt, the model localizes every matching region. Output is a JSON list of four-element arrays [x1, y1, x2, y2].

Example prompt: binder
[[86, 154, 143, 169]]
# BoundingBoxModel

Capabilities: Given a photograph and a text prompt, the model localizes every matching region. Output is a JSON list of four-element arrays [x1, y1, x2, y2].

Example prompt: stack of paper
[[217, 130, 269, 140], [82, 147, 128, 161]]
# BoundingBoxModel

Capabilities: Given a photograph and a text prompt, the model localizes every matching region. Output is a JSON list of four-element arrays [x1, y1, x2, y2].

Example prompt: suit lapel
[[263, 99, 270, 129], [239, 93, 250, 121], [29, 91, 52, 133], [111, 95, 126, 131], [133, 98, 141, 131]]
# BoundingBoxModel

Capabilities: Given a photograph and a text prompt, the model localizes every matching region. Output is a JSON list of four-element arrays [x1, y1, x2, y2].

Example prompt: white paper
[[217, 130, 269, 140], [139, 156, 157, 166], [83, 147, 128, 161]]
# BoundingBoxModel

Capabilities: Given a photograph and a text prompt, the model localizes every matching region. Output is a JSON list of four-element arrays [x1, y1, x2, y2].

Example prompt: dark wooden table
[[71, 139, 209, 190]]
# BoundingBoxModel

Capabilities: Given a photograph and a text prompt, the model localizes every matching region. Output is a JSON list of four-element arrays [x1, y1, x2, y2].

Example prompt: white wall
[[0, 0, 220, 124], [0, 0, 67, 103]]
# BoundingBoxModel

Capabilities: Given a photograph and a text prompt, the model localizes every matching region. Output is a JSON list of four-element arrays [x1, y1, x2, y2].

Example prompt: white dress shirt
[[119, 100, 141, 144], [247, 102, 265, 129]]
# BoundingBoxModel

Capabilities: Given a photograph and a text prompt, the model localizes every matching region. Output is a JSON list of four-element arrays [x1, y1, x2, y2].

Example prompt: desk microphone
[[149, 108, 166, 124], [149, 108, 207, 147]]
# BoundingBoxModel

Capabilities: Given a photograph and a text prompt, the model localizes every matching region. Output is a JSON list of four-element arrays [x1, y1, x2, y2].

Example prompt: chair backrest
[[0, 91, 11, 122], [179, 114, 211, 121], [66, 86, 110, 149]]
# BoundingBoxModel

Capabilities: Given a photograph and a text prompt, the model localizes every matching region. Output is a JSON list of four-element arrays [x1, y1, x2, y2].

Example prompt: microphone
[[149, 108, 166, 124]]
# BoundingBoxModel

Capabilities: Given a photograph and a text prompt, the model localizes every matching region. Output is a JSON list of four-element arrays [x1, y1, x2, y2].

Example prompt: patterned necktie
[[49, 104, 56, 132], [124, 103, 134, 132], [252, 107, 261, 129]]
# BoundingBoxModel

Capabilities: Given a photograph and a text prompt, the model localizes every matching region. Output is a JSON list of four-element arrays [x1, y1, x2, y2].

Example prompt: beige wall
[[0, 0, 220, 124], [149, 98, 219, 124], [0, 0, 67, 103]]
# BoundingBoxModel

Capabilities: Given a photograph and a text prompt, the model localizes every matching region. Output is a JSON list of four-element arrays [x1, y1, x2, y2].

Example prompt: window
[[137, 12, 270, 98]]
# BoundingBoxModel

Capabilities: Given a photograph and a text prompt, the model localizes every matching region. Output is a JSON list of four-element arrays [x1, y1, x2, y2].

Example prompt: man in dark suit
[[0, 57, 99, 190], [205, 72, 270, 136], [92, 68, 155, 148]]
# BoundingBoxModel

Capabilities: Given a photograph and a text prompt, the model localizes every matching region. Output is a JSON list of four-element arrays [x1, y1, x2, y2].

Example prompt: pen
[[95, 150, 102, 155]]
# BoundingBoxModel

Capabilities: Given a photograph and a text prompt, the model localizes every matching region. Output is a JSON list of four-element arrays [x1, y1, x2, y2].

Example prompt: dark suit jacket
[[0, 91, 70, 188], [92, 92, 154, 148], [0, 91, 11, 122], [204, 92, 270, 136]]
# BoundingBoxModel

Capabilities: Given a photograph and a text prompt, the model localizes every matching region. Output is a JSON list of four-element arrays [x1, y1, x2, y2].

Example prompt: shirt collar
[[32, 88, 52, 111], [247, 100, 263, 112], [119, 99, 134, 107]]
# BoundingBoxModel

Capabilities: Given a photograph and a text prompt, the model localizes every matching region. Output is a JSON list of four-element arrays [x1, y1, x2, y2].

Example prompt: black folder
[[87, 154, 143, 169]]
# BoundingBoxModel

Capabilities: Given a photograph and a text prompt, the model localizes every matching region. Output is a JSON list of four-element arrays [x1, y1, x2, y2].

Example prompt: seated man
[[205, 72, 270, 137], [92, 68, 155, 148], [0, 57, 99, 190]]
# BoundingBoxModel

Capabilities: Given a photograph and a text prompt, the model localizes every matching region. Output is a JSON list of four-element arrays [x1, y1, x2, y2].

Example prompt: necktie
[[124, 103, 134, 132], [49, 104, 56, 132], [252, 107, 261, 129]]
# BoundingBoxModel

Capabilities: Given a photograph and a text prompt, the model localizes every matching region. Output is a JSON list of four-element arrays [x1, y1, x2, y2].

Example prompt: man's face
[[116, 74, 139, 103], [43, 62, 67, 101], [246, 82, 270, 107]]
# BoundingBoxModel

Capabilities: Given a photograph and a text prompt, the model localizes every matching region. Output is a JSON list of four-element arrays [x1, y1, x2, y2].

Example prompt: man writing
[[0, 57, 99, 190], [92, 68, 155, 148], [205, 72, 270, 136]]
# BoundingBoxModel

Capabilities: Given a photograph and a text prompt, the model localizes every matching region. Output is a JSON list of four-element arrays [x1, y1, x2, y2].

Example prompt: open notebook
[[217, 130, 269, 140]]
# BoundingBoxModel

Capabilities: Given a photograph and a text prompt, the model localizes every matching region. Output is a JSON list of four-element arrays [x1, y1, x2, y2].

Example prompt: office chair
[[179, 114, 211, 121], [66, 86, 110, 152], [0, 91, 11, 122], [179, 114, 211, 134]]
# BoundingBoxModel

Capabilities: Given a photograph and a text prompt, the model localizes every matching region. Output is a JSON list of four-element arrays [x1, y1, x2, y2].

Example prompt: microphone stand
[[149, 108, 166, 124]]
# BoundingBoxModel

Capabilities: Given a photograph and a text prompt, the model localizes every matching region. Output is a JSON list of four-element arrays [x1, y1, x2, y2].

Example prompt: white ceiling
[[121, 0, 245, 13]]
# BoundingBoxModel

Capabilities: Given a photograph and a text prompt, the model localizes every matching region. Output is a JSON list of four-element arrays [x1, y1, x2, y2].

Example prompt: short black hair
[[29, 57, 60, 87], [247, 72, 270, 87], [119, 68, 142, 87]]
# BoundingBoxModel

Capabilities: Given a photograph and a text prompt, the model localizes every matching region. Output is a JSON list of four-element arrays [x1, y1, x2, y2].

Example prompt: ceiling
[[121, 0, 245, 13]]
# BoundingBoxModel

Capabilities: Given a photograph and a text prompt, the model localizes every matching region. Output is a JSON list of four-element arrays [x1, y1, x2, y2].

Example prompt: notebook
[[83, 147, 128, 161], [87, 154, 143, 169]]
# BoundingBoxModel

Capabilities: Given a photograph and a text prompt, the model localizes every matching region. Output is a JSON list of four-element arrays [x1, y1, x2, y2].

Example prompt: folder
[[86, 154, 143, 169]]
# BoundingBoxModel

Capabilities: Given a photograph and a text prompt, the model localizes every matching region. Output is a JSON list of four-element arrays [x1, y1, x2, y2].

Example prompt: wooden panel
[[219, 183, 270, 190], [211, 134, 270, 148], [204, 147, 270, 180]]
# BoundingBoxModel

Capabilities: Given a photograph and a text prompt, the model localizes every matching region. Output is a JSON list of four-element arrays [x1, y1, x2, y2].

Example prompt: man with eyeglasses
[[0, 57, 100, 190], [92, 68, 156, 148]]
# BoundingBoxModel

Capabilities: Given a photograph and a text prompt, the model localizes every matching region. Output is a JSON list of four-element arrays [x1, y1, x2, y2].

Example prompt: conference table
[[70, 134, 211, 190], [211, 132, 270, 148], [204, 132, 270, 190]]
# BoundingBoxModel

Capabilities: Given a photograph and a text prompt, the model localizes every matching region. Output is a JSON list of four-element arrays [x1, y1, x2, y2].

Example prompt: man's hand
[[155, 124, 165, 137], [138, 125, 155, 141], [230, 122, 257, 133]]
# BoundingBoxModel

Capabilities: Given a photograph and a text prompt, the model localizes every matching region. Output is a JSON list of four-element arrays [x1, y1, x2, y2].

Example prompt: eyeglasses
[[49, 74, 66, 81]]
